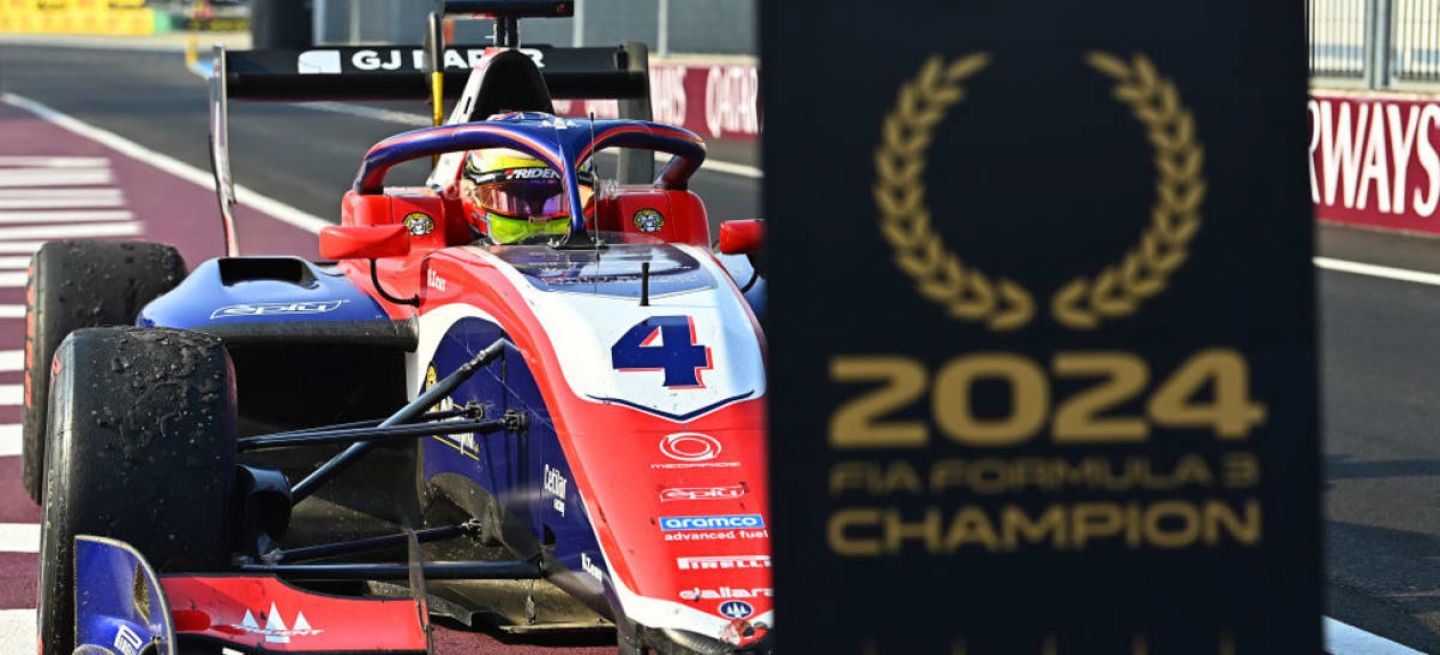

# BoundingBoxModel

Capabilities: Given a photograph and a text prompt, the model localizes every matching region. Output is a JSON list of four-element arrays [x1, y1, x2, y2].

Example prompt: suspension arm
[[289, 338, 515, 503]]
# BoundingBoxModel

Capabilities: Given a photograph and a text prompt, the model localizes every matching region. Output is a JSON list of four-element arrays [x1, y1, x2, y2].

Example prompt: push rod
[[240, 418, 507, 451], [270, 408, 474, 437], [239, 559, 542, 580], [290, 339, 514, 502], [268, 523, 476, 563]]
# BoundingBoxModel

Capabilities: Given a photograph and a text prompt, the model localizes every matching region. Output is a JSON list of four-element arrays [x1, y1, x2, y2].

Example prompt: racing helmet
[[462, 148, 594, 244]]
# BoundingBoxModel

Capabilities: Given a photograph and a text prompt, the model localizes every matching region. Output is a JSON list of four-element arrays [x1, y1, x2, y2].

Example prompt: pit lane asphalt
[[7, 43, 1440, 655]]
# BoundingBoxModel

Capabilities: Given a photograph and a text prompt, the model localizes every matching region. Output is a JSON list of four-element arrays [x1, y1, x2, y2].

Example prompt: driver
[[460, 148, 595, 244]]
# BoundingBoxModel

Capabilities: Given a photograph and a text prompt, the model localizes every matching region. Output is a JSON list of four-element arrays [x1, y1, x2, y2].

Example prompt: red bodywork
[[164, 576, 427, 652]]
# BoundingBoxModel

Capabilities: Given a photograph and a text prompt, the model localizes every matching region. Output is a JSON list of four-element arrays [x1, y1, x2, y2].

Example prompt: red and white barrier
[[553, 61, 760, 142], [1310, 91, 1440, 234]]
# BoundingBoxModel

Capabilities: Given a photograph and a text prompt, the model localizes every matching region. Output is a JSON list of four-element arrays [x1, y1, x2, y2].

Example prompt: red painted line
[[0, 459, 38, 526], [0, 553, 36, 611]]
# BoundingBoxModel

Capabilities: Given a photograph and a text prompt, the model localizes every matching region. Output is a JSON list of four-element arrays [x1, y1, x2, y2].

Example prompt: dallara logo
[[873, 51, 1207, 332]]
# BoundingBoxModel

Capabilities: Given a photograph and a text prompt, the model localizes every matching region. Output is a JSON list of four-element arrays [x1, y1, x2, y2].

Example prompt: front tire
[[21, 240, 187, 503], [37, 327, 235, 655]]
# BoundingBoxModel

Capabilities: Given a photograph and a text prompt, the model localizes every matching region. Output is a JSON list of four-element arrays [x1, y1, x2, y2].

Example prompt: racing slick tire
[[37, 327, 236, 655], [21, 240, 187, 503]]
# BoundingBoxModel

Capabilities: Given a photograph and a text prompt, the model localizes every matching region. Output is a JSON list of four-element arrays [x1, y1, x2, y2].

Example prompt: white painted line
[[2, 93, 331, 236], [1325, 616, 1426, 655], [300, 101, 429, 127], [0, 222, 140, 240], [0, 210, 131, 226], [0, 167, 107, 178], [0, 524, 38, 553], [0, 156, 108, 167], [0, 170, 111, 187], [0, 196, 125, 210], [0, 306, 24, 319], [0, 188, 121, 199], [694, 157, 763, 179], [0, 257, 30, 270], [0, 273, 27, 288], [0, 425, 18, 457], [0, 242, 45, 255], [0, 385, 19, 406], [0, 609, 35, 651], [0, 351, 21, 373], [1315, 256, 1440, 287], [0, 209, 132, 224]]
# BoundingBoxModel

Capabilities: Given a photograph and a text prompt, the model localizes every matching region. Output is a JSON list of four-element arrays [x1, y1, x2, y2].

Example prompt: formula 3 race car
[[21, 2, 771, 653]]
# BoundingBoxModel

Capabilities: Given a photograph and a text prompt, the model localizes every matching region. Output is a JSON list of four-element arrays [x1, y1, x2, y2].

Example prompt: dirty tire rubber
[[21, 241, 187, 503], [37, 327, 235, 655]]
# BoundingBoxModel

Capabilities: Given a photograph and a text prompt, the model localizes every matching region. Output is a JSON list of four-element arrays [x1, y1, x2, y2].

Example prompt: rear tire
[[36, 327, 236, 655], [21, 241, 187, 503]]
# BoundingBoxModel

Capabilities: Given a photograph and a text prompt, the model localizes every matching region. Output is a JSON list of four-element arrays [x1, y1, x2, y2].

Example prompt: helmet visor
[[487, 212, 570, 244], [475, 176, 570, 219]]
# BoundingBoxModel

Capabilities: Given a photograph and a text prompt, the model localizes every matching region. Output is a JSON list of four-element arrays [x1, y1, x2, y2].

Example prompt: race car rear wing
[[219, 44, 649, 101], [207, 1, 655, 256]]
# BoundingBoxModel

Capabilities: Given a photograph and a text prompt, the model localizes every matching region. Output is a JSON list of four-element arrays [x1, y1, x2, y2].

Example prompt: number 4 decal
[[611, 316, 713, 388]]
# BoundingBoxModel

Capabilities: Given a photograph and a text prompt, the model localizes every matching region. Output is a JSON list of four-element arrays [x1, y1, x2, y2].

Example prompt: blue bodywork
[[138, 257, 388, 329], [73, 536, 175, 655], [423, 317, 613, 610]]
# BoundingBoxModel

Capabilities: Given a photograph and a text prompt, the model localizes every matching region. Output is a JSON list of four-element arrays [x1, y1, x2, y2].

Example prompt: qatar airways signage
[[1311, 92, 1440, 233], [553, 62, 760, 141]]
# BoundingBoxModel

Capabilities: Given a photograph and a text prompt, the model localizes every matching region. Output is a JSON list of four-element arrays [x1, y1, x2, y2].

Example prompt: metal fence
[[313, 0, 755, 56], [1393, 0, 1440, 81], [1311, 0, 1440, 87], [1309, 0, 1368, 78]]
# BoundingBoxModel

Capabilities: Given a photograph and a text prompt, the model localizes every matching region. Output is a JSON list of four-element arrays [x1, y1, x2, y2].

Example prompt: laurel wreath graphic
[[873, 51, 1206, 331], [873, 53, 1035, 332]]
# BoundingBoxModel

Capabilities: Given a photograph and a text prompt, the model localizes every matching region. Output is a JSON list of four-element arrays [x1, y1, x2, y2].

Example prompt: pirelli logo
[[676, 555, 772, 571]]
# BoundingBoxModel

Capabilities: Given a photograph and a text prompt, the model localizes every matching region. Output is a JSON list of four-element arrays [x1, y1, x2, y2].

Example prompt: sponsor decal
[[1307, 95, 1440, 233], [663, 528, 769, 542], [660, 432, 721, 462], [653, 432, 737, 470], [660, 514, 765, 531], [677, 555, 771, 571], [210, 300, 347, 319], [505, 167, 559, 180], [403, 211, 435, 236], [632, 208, 666, 233], [231, 603, 322, 643], [651, 461, 741, 470], [424, 364, 479, 459], [680, 586, 774, 601], [296, 50, 341, 74], [719, 600, 755, 620], [581, 552, 604, 582], [660, 485, 746, 502], [113, 625, 143, 655], [296, 48, 546, 75], [705, 66, 762, 140], [427, 268, 447, 292], [543, 463, 568, 516]]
